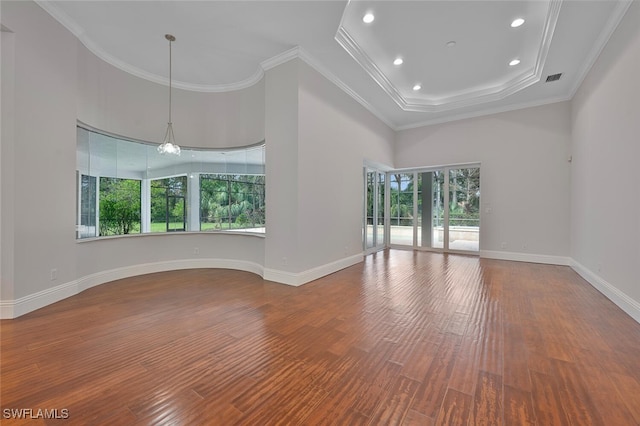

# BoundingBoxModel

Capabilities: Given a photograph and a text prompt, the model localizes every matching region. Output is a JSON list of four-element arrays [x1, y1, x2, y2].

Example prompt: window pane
[[151, 176, 187, 232], [366, 172, 375, 249], [433, 171, 445, 248], [78, 174, 97, 238], [99, 178, 141, 236], [77, 126, 265, 238], [417, 171, 445, 248], [390, 173, 414, 246], [448, 168, 480, 252], [200, 174, 265, 232], [376, 172, 385, 246]]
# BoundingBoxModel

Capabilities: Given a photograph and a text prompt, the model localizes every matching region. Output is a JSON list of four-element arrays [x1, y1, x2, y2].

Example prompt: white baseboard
[[75, 259, 264, 293], [264, 254, 363, 287], [0, 258, 264, 319], [480, 250, 571, 265], [0, 254, 365, 319], [0, 279, 78, 320], [570, 260, 640, 324]]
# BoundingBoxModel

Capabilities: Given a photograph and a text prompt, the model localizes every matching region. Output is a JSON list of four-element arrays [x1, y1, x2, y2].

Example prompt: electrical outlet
[[193, 247, 199, 255], [50, 268, 57, 281], [501, 242, 507, 249], [282, 257, 287, 265]]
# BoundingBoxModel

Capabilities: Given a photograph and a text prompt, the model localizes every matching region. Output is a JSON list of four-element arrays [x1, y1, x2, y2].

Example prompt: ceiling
[[37, 1, 632, 130]]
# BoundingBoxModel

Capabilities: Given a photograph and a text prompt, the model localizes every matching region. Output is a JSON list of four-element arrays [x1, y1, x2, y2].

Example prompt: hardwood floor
[[2, 250, 640, 425]]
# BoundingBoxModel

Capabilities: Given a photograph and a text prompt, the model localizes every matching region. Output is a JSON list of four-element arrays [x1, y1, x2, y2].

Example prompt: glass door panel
[[433, 171, 446, 249], [384, 165, 479, 253], [151, 176, 187, 233], [417, 170, 445, 248], [417, 173, 422, 246], [390, 173, 414, 245], [448, 167, 480, 252], [365, 171, 375, 249], [376, 172, 385, 247], [167, 195, 186, 231], [364, 168, 386, 252]]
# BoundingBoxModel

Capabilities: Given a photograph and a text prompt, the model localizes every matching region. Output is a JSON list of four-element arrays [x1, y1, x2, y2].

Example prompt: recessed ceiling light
[[393, 58, 403, 66], [511, 18, 525, 28], [446, 41, 457, 48], [413, 84, 421, 91], [363, 13, 375, 23], [509, 59, 521, 66]]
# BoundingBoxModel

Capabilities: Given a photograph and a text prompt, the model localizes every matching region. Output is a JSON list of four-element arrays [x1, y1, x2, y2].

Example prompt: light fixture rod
[[158, 34, 180, 155], [166, 34, 175, 124]]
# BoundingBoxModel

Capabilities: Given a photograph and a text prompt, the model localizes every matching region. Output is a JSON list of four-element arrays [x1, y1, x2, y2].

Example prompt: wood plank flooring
[[2, 250, 640, 425]]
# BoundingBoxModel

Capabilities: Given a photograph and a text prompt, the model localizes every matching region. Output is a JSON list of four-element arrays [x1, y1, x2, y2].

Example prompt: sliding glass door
[[389, 173, 414, 245], [364, 168, 386, 252], [364, 164, 479, 254], [417, 170, 445, 249], [388, 165, 480, 253], [448, 167, 480, 251], [365, 171, 375, 250]]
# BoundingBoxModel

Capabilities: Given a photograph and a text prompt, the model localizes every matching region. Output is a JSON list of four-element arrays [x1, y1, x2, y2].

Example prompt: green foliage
[[387, 169, 480, 227], [389, 174, 414, 226], [235, 212, 249, 226], [448, 168, 480, 226], [99, 178, 141, 236], [200, 174, 265, 230]]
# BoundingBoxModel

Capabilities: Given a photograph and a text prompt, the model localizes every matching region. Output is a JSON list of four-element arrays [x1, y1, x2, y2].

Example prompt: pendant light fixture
[[157, 34, 181, 155]]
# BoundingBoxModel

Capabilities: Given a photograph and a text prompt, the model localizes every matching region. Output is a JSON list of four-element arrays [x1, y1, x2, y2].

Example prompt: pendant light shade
[[157, 34, 180, 155]]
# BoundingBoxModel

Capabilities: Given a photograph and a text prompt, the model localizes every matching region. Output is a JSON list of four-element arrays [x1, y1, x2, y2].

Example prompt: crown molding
[[335, 26, 406, 108], [35, 0, 264, 93], [395, 95, 571, 131], [335, 0, 562, 113], [259, 45, 395, 129], [296, 48, 396, 130], [34, 0, 630, 132], [35, 0, 397, 129], [34, 0, 83, 36], [260, 46, 301, 71], [567, 0, 633, 99]]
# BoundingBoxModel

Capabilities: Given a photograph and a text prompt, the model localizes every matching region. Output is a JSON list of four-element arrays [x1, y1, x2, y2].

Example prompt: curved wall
[[0, 1, 268, 319], [1, 1, 397, 318], [76, 233, 265, 291], [77, 42, 265, 149], [74, 43, 268, 283]]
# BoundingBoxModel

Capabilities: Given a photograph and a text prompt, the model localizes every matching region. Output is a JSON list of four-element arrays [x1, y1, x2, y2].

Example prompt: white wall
[[395, 102, 572, 263], [1, 27, 16, 302], [1, 1, 78, 301], [76, 233, 265, 278], [7, 0, 636, 322], [297, 60, 394, 271], [0, 2, 395, 316], [0, 1, 268, 318], [78, 44, 265, 149], [570, 0, 640, 321], [263, 59, 395, 281], [264, 60, 301, 274]]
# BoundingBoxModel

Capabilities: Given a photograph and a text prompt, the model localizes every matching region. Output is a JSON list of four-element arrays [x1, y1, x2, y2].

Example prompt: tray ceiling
[[35, 0, 632, 129]]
